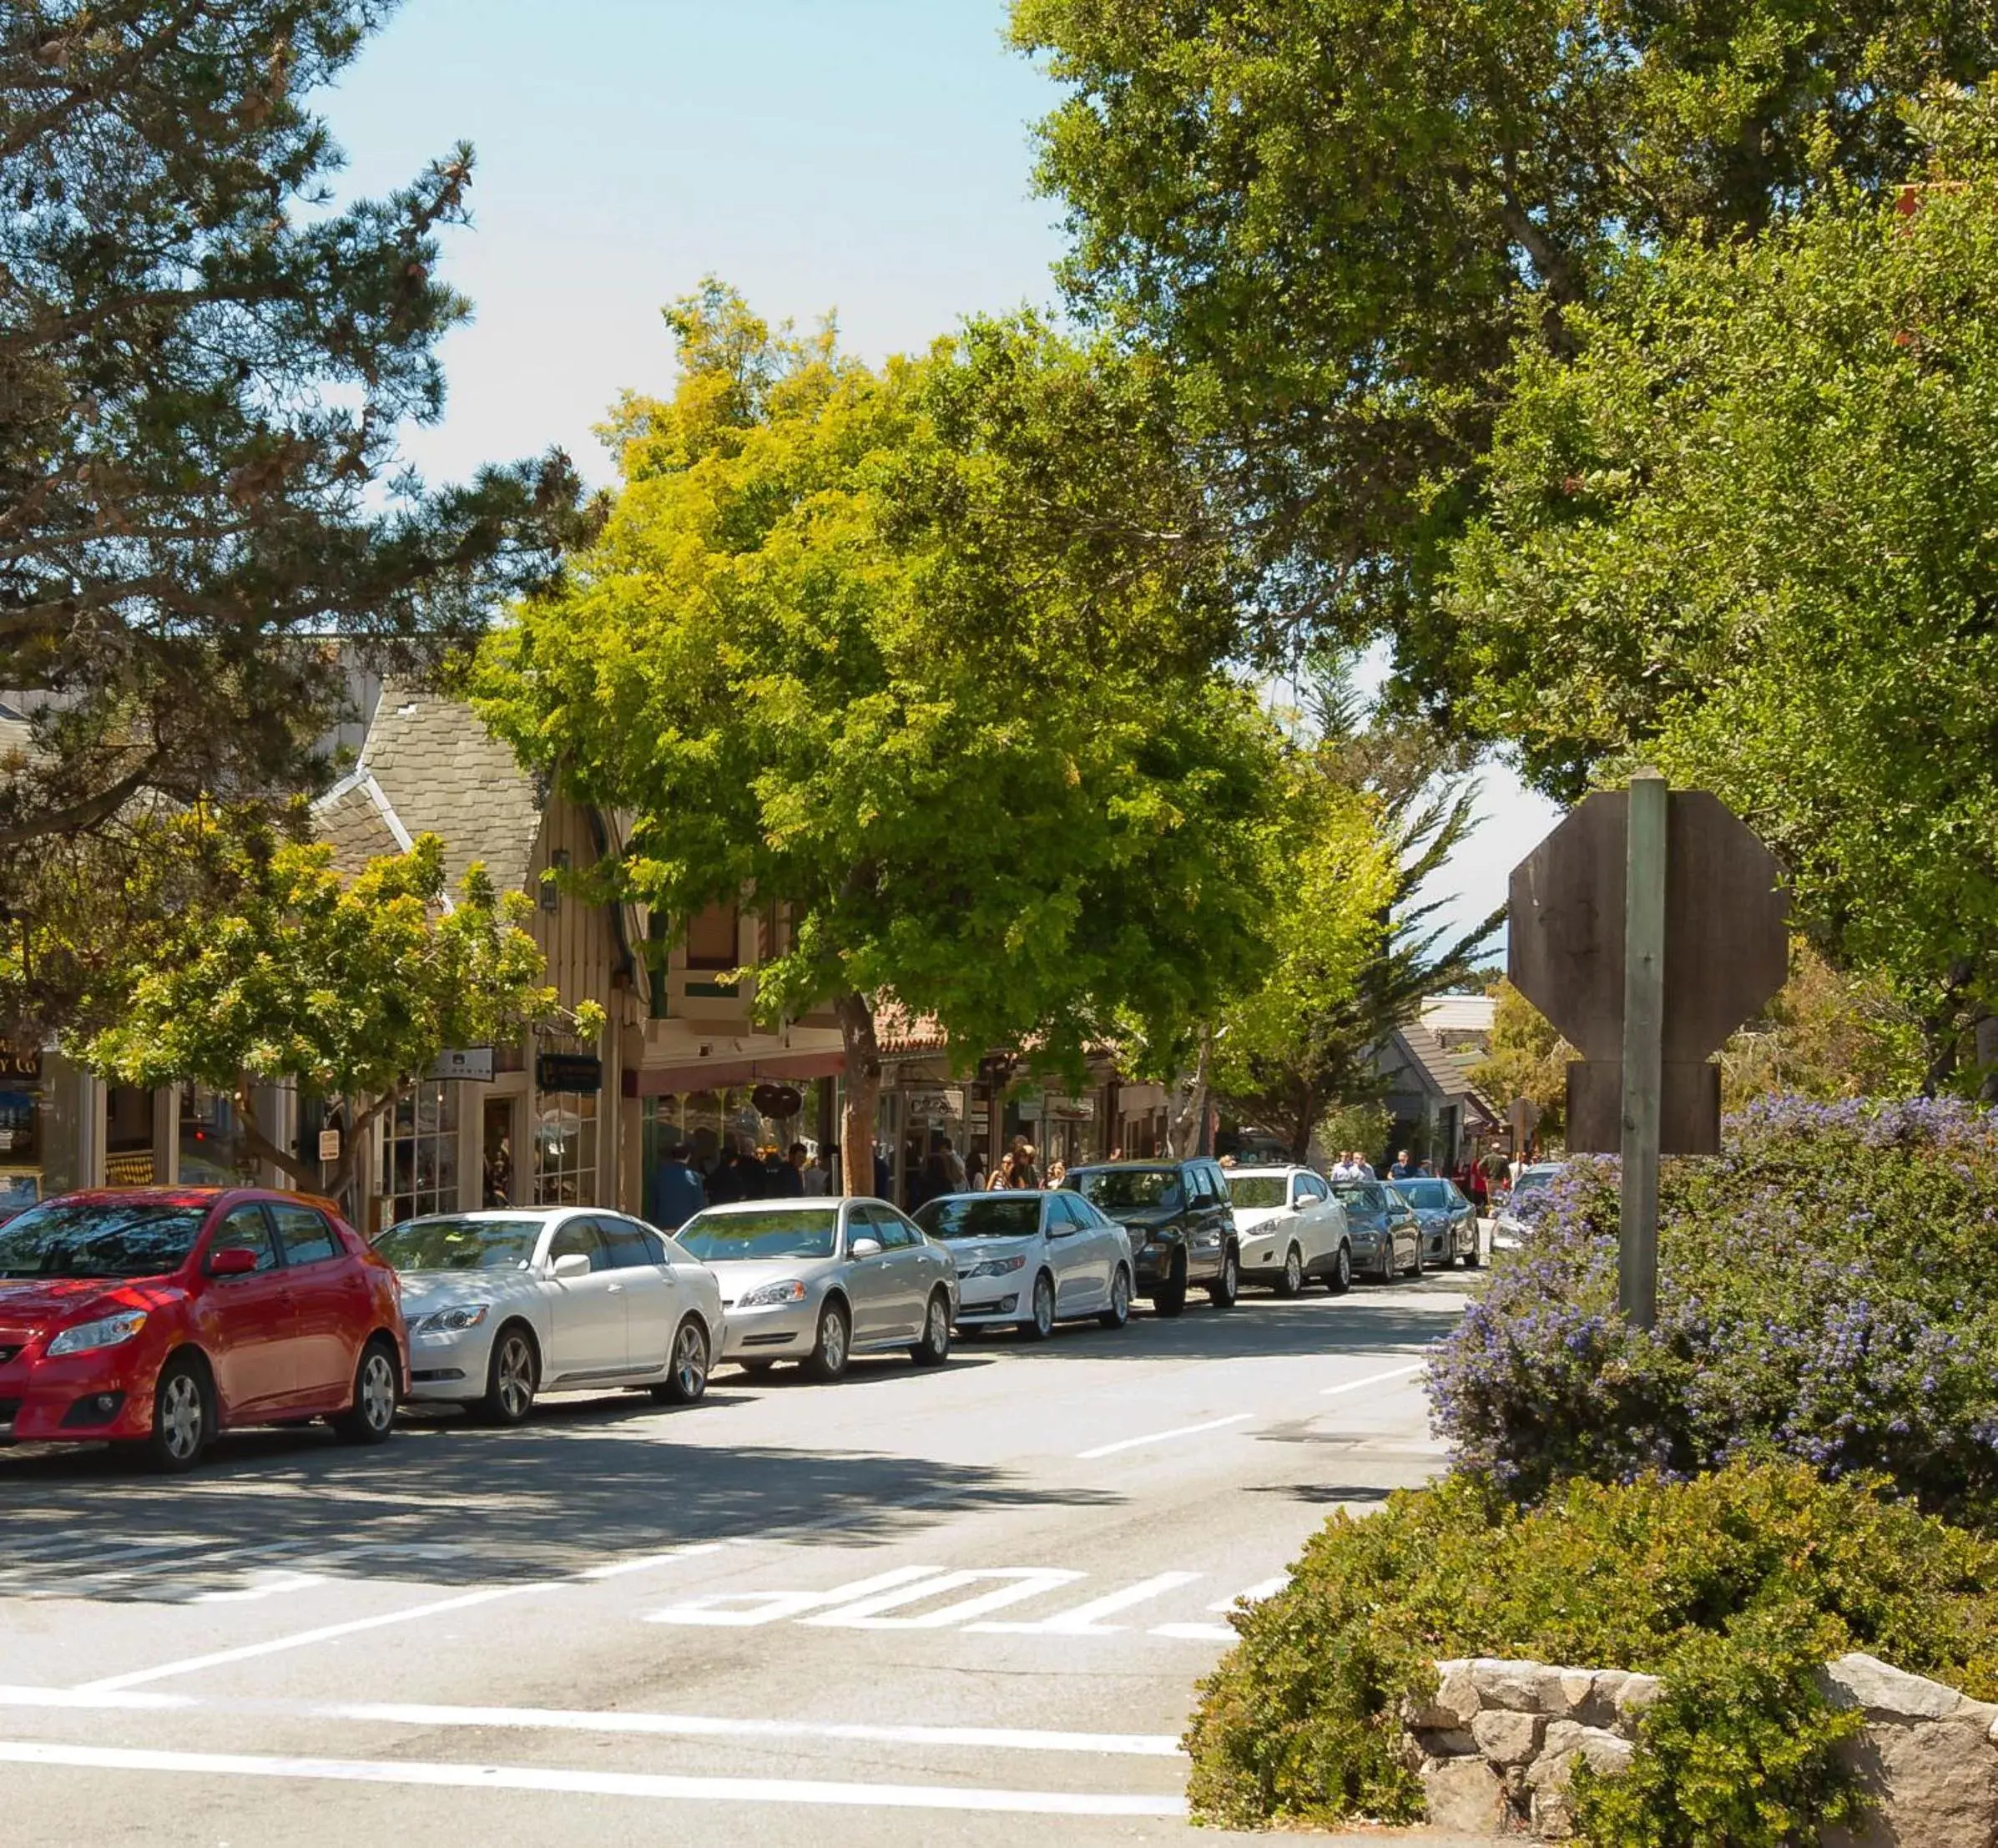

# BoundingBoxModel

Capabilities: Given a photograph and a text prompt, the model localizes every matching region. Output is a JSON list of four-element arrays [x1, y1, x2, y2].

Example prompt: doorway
[[482, 1098, 516, 1207]]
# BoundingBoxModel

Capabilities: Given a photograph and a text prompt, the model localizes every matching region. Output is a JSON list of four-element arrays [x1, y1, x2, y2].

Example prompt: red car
[[0, 1187, 406, 1471]]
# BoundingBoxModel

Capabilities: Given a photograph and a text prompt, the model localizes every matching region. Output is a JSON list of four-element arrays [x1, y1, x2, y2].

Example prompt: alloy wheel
[[359, 1350, 397, 1435], [1102, 1267, 1130, 1328], [1282, 1247, 1303, 1295], [159, 1371, 204, 1463], [672, 1320, 709, 1401], [495, 1332, 535, 1421], [1032, 1274, 1055, 1338]]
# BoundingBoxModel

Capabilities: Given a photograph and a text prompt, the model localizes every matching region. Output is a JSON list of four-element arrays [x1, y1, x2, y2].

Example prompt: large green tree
[[1447, 93, 1998, 1083], [73, 816, 598, 1204], [477, 286, 1278, 1191], [0, 1, 589, 1032], [1010, 0, 1995, 696]]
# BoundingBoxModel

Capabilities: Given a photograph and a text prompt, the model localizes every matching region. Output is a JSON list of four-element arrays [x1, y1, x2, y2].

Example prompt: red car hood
[[0, 1276, 171, 1338]]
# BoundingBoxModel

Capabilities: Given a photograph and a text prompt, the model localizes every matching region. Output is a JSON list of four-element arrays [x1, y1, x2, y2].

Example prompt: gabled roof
[[1386, 1020, 1475, 1101], [311, 679, 543, 896], [1420, 994, 1496, 1035]]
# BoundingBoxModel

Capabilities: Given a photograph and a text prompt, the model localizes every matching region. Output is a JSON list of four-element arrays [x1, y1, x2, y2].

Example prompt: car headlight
[[961, 1255, 1027, 1280], [414, 1304, 489, 1336], [738, 1280, 808, 1308], [47, 1310, 149, 1357]]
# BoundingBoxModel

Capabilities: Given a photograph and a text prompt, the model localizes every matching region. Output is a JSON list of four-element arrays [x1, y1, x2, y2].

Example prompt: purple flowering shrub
[[1431, 1097, 1998, 1526]]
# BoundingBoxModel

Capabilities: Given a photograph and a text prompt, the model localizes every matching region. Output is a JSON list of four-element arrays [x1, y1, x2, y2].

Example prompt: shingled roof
[[312, 681, 544, 896]]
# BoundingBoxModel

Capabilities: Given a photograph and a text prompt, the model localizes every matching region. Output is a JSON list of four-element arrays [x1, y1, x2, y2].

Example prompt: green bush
[[1185, 1462, 1998, 1839]]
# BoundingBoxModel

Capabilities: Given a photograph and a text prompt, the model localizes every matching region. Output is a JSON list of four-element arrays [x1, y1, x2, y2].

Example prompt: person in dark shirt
[[648, 1143, 707, 1231]]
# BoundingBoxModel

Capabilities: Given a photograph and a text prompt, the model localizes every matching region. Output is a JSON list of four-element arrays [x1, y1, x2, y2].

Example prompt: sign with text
[[317, 1128, 341, 1163], [537, 1053, 603, 1095], [429, 1047, 496, 1083]]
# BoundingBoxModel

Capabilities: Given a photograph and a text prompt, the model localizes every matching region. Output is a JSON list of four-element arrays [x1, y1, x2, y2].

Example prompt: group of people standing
[[648, 1131, 840, 1232]]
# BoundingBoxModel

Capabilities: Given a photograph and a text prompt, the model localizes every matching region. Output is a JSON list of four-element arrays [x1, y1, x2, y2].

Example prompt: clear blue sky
[[323, 0, 1555, 937]]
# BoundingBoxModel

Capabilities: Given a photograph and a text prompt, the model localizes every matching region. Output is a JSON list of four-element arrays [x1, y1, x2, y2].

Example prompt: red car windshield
[[0, 1199, 208, 1279]]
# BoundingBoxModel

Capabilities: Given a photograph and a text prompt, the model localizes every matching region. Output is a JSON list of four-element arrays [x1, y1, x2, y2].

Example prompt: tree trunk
[[1164, 1032, 1213, 1160], [835, 992, 881, 1198]]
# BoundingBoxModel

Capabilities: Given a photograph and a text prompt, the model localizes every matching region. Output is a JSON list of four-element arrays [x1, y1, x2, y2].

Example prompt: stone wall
[[1402, 1653, 1998, 1842]]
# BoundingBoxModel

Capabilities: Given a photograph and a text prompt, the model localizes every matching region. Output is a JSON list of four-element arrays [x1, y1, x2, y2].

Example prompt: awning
[[623, 1048, 847, 1099]]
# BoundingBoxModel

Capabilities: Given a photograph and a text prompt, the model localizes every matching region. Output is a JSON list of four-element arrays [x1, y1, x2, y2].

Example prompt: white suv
[[1224, 1166, 1353, 1295]]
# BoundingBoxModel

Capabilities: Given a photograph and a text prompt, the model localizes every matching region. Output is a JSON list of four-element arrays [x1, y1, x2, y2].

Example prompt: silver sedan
[[675, 1197, 958, 1382], [375, 1208, 725, 1424]]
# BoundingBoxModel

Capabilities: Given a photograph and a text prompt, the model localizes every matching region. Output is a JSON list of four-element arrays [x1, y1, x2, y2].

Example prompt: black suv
[[1063, 1159, 1239, 1316]]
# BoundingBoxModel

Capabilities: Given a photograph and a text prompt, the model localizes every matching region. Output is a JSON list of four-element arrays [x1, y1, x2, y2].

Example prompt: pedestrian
[[648, 1141, 706, 1231], [731, 1143, 768, 1203], [873, 1144, 892, 1202], [705, 1139, 743, 1206], [1046, 1159, 1067, 1189], [966, 1148, 987, 1190], [940, 1137, 968, 1192], [766, 1141, 805, 1199], [1005, 1137, 1041, 1189], [1389, 1149, 1416, 1180], [801, 1144, 832, 1196], [917, 1148, 953, 1208], [988, 1163, 1009, 1190]]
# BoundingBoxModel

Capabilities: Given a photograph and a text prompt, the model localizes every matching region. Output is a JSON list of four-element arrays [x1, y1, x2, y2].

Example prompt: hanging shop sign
[[536, 1053, 603, 1094], [750, 1082, 804, 1118], [0, 1039, 42, 1081], [429, 1047, 496, 1083]]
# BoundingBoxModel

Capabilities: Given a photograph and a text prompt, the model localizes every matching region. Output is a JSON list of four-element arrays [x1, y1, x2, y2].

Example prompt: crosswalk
[[0, 1531, 482, 1603]]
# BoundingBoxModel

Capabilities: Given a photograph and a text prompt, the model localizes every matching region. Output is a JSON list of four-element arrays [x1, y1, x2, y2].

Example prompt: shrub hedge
[[1184, 1463, 1998, 1840], [1430, 1097, 1998, 1527]]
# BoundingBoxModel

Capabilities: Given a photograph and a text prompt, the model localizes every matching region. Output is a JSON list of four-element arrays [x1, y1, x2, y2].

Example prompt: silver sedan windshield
[[915, 1196, 1042, 1240], [679, 1208, 838, 1261]]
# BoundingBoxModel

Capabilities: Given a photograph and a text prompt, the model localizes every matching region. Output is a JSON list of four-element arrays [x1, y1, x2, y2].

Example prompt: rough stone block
[[1526, 1745, 1579, 1793], [1471, 1706, 1547, 1766], [1575, 1669, 1629, 1729], [1577, 1726, 1636, 1776], [1614, 1673, 1662, 1734], [1824, 1715, 1998, 1848], [1405, 1659, 1482, 1730], [1531, 1784, 1577, 1840], [1420, 1754, 1509, 1834], [1538, 1719, 1586, 1765], [1471, 1658, 1568, 1714], [1557, 1669, 1599, 1714], [1823, 1653, 1996, 1726], [1414, 1728, 1479, 1760]]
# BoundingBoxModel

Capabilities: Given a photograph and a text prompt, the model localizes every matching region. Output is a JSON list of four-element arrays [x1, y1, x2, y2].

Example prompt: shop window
[[685, 901, 739, 970], [0, 1043, 83, 1218], [105, 1084, 156, 1188], [179, 1083, 252, 1185], [382, 1082, 460, 1227], [535, 1088, 598, 1206]]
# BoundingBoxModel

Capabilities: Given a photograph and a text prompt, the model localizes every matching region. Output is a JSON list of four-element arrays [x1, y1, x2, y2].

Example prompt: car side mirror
[[551, 1252, 592, 1280], [207, 1246, 259, 1278], [850, 1236, 883, 1259]]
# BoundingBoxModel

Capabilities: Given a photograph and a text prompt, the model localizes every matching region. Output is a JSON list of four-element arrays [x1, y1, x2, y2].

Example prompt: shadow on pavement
[[966, 1295, 1458, 1366], [0, 1410, 1119, 1605]]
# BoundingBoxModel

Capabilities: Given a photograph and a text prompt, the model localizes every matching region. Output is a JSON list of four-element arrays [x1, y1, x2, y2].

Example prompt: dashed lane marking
[[1075, 1412, 1254, 1460], [1319, 1361, 1426, 1396]]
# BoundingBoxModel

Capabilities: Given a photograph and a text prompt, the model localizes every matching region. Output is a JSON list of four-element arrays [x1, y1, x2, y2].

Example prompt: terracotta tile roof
[[875, 999, 948, 1056]]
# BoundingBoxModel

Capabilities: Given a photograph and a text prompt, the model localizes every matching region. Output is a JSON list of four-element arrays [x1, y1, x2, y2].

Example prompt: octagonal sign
[[1508, 789, 1788, 1064]]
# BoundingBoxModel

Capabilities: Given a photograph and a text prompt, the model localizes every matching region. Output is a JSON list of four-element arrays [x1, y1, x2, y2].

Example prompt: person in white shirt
[[801, 1145, 833, 1197]]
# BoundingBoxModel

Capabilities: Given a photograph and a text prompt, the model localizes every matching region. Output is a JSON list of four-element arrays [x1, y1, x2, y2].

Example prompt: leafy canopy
[[0, 0, 591, 1027], [72, 815, 595, 1191], [1010, 0, 1995, 694], [476, 284, 1279, 1073], [1447, 96, 1998, 1073]]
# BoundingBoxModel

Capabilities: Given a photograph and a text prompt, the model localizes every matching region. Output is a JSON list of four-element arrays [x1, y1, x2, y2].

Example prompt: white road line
[[972, 1572, 1203, 1636], [0, 1688, 1181, 1757], [1149, 1622, 1238, 1643], [74, 1584, 568, 1692], [579, 1543, 725, 1579], [1209, 1577, 1288, 1611], [1319, 1361, 1425, 1396], [1076, 1412, 1254, 1460], [646, 1566, 939, 1628], [0, 1740, 1188, 1816], [801, 1568, 1082, 1630]]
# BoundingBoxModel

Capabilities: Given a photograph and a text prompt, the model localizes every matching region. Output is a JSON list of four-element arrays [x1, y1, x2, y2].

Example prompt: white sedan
[[1224, 1166, 1354, 1295], [376, 1209, 725, 1424], [911, 1189, 1134, 1337]]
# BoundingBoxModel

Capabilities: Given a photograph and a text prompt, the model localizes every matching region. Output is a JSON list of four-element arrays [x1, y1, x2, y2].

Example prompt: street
[[0, 1275, 1470, 1847]]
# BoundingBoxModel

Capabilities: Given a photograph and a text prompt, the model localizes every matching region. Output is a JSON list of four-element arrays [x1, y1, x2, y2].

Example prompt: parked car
[[1223, 1166, 1354, 1295], [1063, 1159, 1239, 1317], [1494, 1162, 1567, 1250], [675, 1197, 956, 1381], [1329, 1178, 1422, 1282], [0, 1187, 405, 1471], [912, 1190, 1133, 1337], [1394, 1177, 1481, 1269], [375, 1208, 724, 1424]]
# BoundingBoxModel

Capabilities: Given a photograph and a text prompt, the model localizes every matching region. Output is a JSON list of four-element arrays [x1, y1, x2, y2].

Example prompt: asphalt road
[[0, 1270, 1481, 1847]]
